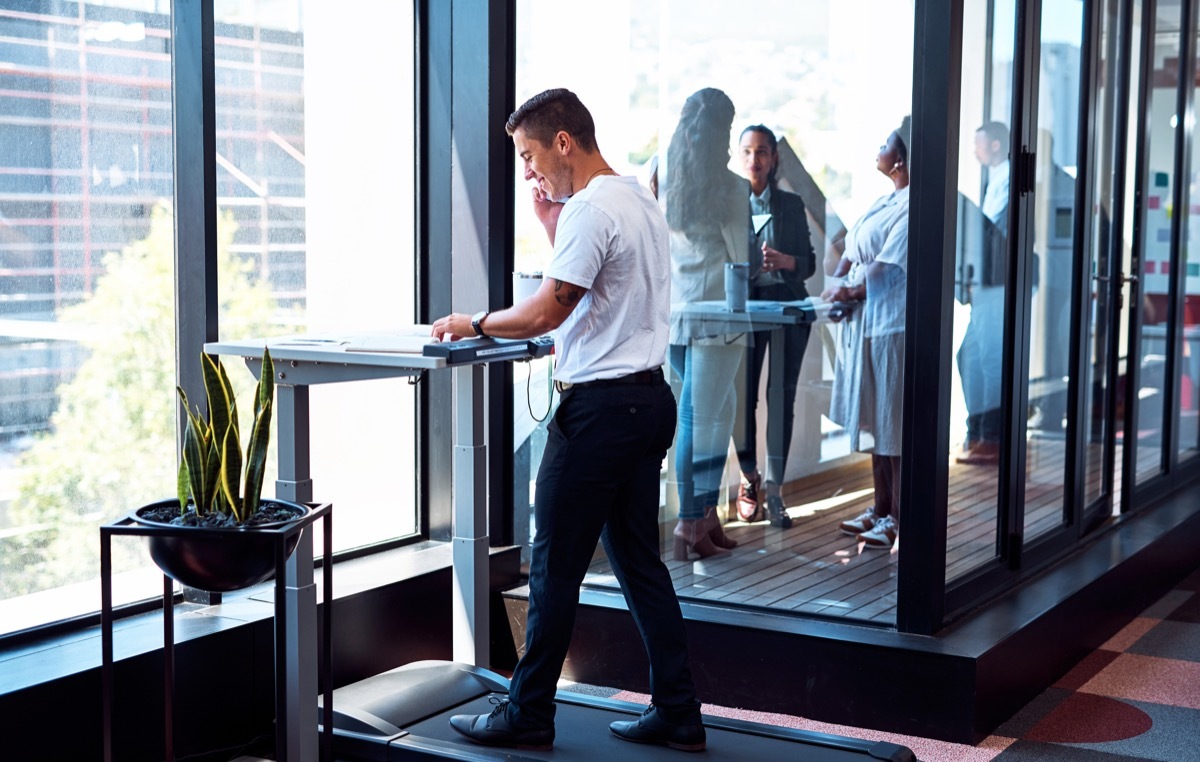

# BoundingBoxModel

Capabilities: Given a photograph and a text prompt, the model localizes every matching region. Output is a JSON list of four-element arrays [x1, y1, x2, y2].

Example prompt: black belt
[[555, 367, 663, 393]]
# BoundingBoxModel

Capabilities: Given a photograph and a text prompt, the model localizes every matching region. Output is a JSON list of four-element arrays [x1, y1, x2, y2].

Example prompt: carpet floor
[[564, 565, 1200, 761]]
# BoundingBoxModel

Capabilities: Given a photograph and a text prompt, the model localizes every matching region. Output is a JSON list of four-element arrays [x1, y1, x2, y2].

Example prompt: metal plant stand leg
[[100, 507, 332, 762]]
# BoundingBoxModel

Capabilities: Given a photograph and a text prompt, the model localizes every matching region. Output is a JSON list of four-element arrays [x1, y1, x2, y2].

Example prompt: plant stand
[[100, 502, 333, 762]]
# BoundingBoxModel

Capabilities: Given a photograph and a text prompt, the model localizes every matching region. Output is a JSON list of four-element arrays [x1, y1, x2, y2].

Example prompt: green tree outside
[[0, 205, 288, 597]]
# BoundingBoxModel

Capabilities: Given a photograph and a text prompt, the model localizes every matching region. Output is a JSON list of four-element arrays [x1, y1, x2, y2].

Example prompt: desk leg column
[[282, 533, 316, 762], [275, 384, 314, 504], [453, 363, 489, 666], [275, 383, 318, 761]]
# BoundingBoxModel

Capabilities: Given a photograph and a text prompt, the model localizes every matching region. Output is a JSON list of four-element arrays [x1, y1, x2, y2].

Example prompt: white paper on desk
[[267, 334, 348, 348], [342, 326, 436, 354]]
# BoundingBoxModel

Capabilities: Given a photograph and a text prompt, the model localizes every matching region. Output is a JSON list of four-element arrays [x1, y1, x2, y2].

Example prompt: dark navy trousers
[[507, 374, 702, 729]]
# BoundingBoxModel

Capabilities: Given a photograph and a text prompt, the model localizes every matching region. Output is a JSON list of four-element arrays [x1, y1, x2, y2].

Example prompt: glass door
[[1177, 6, 1200, 468], [946, 0, 1019, 586], [1082, 0, 1142, 527], [947, 0, 1131, 612], [1124, 0, 1200, 502], [946, 0, 1093, 591], [1020, 0, 1087, 548]]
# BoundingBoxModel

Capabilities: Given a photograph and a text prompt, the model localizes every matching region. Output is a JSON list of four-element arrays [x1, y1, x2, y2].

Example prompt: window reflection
[[514, 0, 913, 623], [1082, 0, 1138, 514], [947, 0, 1016, 583], [665, 88, 750, 558], [957, 120, 1010, 469], [1135, 2, 1184, 483], [1023, 0, 1084, 545], [1180, 20, 1200, 464]]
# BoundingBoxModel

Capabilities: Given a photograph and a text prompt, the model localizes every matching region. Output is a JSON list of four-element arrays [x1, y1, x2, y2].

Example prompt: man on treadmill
[[431, 88, 706, 752]]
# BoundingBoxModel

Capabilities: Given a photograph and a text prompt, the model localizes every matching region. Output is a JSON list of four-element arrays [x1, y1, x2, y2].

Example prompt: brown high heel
[[673, 514, 730, 561], [704, 506, 737, 549]]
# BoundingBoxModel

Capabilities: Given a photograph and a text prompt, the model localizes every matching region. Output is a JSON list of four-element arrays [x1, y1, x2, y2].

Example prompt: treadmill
[[323, 660, 915, 761], [216, 330, 914, 760], [321, 321, 915, 761]]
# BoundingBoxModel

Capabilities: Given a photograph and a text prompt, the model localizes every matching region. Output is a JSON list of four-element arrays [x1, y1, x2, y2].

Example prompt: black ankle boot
[[767, 495, 793, 528]]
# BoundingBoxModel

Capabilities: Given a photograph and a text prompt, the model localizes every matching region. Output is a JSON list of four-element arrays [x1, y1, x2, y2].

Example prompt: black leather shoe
[[610, 705, 706, 752], [767, 496, 793, 528], [449, 697, 554, 751]]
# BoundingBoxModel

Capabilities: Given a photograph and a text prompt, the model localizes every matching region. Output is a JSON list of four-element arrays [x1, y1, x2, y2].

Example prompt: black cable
[[525, 359, 552, 422]]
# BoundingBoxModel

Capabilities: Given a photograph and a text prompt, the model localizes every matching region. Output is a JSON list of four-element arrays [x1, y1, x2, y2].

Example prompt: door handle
[[1091, 273, 1138, 285]]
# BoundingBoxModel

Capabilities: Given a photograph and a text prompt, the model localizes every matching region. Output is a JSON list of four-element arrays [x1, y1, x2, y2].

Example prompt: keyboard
[[422, 335, 554, 364]]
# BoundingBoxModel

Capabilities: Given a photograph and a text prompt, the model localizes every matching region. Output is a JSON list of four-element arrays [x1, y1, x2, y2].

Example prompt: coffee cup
[[725, 262, 749, 312], [513, 271, 543, 303]]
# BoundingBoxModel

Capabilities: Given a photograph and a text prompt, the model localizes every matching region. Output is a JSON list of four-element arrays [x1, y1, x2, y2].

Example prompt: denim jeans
[[958, 285, 1005, 444], [669, 342, 744, 519], [507, 376, 702, 729]]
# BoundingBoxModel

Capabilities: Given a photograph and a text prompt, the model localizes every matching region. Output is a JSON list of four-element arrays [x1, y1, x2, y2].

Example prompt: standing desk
[[205, 332, 537, 761], [670, 299, 829, 520], [207, 327, 916, 762]]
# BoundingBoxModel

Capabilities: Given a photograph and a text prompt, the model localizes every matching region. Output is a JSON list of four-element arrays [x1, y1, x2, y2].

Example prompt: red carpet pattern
[[584, 566, 1200, 761]]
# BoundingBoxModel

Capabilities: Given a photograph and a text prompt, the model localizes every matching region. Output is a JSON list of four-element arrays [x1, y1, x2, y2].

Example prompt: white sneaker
[[859, 515, 897, 549], [838, 507, 877, 536]]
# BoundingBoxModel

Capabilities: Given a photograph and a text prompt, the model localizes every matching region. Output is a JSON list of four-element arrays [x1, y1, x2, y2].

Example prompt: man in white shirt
[[957, 121, 1010, 465], [432, 88, 705, 753], [979, 124, 1010, 233]]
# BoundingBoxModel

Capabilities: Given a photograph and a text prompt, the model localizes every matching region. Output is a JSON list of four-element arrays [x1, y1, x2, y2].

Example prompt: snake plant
[[175, 348, 274, 523]]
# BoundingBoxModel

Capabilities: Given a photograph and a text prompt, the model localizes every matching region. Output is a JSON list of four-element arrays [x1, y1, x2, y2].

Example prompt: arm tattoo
[[553, 279, 584, 307]]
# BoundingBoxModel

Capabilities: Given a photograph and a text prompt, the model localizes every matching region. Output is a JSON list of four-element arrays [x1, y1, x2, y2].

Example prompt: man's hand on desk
[[430, 313, 478, 342], [433, 277, 581, 343]]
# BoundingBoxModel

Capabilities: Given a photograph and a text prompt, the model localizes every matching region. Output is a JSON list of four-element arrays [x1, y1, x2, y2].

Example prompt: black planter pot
[[132, 498, 313, 593]]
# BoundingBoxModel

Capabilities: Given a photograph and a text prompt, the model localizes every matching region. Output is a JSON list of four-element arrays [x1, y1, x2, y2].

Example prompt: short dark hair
[[506, 88, 597, 152], [976, 121, 1009, 155]]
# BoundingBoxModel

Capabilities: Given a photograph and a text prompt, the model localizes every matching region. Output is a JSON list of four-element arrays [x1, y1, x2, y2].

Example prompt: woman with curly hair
[[664, 88, 750, 559]]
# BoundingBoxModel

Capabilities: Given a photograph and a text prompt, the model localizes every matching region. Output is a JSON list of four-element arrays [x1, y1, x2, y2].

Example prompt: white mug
[[513, 271, 543, 303], [725, 262, 749, 312]]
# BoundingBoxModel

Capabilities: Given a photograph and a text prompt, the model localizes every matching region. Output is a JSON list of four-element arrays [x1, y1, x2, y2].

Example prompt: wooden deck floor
[[585, 436, 1121, 624]]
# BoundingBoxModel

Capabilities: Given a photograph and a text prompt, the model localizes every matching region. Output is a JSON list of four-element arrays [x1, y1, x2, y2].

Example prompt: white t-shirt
[[844, 186, 909, 337], [546, 175, 671, 384], [982, 160, 1010, 224]]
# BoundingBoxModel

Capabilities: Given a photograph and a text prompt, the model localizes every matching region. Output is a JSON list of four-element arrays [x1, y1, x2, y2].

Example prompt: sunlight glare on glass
[[791, 488, 875, 518]]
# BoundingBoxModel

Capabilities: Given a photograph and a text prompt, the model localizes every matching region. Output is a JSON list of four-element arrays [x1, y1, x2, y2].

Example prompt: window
[[0, 0, 417, 637], [513, 0, 914, 623], [0, 2, 177, 636], [213, 1, 418, 554]]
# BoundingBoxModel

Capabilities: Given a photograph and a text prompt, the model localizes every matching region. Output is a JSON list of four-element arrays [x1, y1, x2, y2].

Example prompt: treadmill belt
[[402, 692, 913, 761]]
